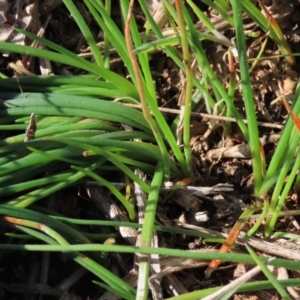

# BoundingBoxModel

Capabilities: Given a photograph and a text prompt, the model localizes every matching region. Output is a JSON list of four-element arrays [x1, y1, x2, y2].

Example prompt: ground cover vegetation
[[0, 0, 300, 299]]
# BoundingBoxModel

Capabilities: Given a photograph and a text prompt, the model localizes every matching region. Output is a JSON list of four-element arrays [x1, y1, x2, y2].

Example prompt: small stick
[[121, 103, 284, 129]]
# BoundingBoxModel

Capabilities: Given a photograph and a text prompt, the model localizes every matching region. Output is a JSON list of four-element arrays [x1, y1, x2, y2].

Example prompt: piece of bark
[[87, 185, 137, 245]]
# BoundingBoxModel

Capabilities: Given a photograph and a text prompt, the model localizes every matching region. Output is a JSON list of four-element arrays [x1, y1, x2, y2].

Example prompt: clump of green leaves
[[0, 0, 299, 299]]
